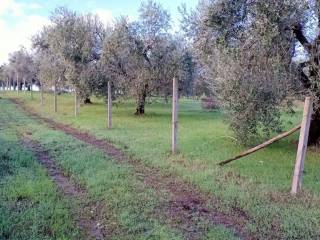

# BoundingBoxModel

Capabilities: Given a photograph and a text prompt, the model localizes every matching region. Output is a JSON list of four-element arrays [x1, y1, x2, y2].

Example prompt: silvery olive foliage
[[32, 7, 105, 103], [28, 2, 195, 115], [0, 63, 15, 90], [7, 48, 36, 91], [102, 1, 195, 114], [182, 0, 320, 145]]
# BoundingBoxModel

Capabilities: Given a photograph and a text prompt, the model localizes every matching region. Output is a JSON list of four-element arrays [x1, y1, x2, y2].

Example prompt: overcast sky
[[0, 0, 197, 64]]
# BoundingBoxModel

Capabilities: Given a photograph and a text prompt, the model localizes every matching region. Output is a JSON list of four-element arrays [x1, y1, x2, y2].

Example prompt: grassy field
[[0, 96, 239, 239], [0, 99, 81, 240], [1, 91, 320, 239]]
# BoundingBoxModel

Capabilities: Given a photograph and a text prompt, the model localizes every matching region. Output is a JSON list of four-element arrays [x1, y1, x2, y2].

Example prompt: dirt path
[[21, 136, 109, 240], [13, 99, 254, 240]]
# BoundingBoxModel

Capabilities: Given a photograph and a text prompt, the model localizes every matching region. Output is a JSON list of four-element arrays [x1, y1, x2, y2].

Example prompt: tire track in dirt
[[21, 136, 109, 240], [12, 98, 254, 240]]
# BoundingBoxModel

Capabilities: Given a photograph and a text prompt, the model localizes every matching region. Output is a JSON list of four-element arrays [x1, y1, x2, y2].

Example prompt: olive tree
[[0, 64, 15, 90], [182, 0, 320, 145], [8, 48, 35, 95], [46, 7, 105, 116], [32, 26, 67, 109], [102, 1, 193, 114], [35, 51, 67, 109]]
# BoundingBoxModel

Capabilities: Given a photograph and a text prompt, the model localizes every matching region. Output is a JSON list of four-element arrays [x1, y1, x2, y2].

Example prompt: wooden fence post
[[54, 80, 57, 113], [108, 81, 112, 129], [172, 77, 178, 154], [17, 73, 19, 94], [74, 90, 78, 117], [24, 78, 26, 94], [30, 84, 33, 100], [291, 97, 313, 195], [40, 84, 44, 106], [74, 89, 80, 117], [6, 78, 9, 91]]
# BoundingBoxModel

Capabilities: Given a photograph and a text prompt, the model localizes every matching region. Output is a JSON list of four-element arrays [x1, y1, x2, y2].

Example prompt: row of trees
[[0, 47, 36, 93], [1, 0, 320, 146], [0, 1, 196, 116]]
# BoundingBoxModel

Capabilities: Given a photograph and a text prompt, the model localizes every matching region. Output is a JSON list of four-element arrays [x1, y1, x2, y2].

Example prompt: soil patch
[[21, 137, 109, 240]]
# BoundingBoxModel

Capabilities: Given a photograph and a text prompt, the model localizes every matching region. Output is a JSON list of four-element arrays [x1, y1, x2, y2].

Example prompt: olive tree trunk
[[135, 93, 146, 115], [308, 106, 320, 145], [135, 85, 148, 115], [30, 84, 33, 100], [84, 97, 92, 104]]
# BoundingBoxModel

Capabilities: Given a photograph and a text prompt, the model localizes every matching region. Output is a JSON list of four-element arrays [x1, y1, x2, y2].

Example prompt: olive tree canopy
[[183, 0, 320, 145], [102, 1, 195, 114]]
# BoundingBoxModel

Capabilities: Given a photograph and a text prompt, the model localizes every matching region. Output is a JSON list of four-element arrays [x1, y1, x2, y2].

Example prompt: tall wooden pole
[[291, 97, 313, 195], [24, 78, 26, 94], [40, 84, 44, 106], [17, 73, 19, 94], [172, 77, 178, 154], [6, 78, 9, 91], [54, 79, 57, 113], [108, 81, 112, 129], [30, 83, 33, 99], [74, 90, 78, 117]]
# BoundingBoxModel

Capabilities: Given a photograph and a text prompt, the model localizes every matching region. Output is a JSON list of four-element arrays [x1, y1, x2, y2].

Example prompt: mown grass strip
[[12, 97, 248, 239], [7, 98, 240, 239], [7, 93, 320, 239], [21, 136, 110, 240], [0, 104, 81, 240]]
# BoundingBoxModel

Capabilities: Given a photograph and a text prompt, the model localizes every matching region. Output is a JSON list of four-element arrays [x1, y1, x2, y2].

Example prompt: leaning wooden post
[[172, 77, 178, 154], [107, 81, 112, 129], [291, 97, 313, 195]]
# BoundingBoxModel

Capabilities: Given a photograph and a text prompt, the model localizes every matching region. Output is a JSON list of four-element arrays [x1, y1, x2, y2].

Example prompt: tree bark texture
[[135, 86, 147, 115]]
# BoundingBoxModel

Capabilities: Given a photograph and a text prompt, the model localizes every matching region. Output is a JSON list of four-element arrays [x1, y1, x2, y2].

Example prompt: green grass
[[0, 100, 81, 240], [1, 97, 239, 239], [27, 123, 185, 240], [3, 91, 320, 239]]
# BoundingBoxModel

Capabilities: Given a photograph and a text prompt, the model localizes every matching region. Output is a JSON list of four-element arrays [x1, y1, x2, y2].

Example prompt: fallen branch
[[218, 125, 301, 166]]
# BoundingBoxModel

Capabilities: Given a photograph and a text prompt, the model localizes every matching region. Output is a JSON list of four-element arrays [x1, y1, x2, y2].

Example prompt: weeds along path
[[21, 137, 108, 240], [12, 98, 253, 240]]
